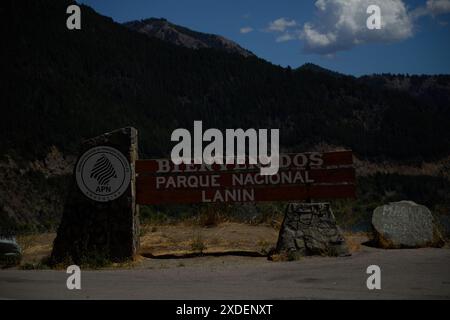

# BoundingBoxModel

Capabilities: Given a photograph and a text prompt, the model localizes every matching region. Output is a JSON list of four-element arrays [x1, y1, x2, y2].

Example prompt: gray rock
[[51, 127, 140, 265], [372, 201, 444, 248], [273, 203, 350, 259]]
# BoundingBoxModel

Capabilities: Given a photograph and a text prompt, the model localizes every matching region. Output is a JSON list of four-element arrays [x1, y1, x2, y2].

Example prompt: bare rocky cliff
[[124, 18, 254, 57], [0, 148, 75, 233]]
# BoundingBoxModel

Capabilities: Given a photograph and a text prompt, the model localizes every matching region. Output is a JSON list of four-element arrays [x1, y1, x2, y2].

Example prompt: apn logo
[[76, 146, 131, 202], [90, 155, 118, 193]]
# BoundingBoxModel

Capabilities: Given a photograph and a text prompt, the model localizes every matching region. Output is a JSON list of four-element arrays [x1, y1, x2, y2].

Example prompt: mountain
[[4, 1, 449, 161], [2, 0, 450, 233], [123, 18, 254, 57], [296, 63, 344, 77]]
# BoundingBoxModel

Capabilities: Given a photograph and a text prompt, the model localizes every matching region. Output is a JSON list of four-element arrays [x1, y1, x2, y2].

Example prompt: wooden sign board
[[135, 151, 356, 205]]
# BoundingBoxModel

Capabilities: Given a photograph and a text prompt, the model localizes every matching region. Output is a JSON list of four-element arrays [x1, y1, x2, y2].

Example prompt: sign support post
[[51, 127, 140, 265]]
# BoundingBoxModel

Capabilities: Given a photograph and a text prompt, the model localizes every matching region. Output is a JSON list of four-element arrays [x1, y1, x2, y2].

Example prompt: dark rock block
[[51, 128, 140, 265]]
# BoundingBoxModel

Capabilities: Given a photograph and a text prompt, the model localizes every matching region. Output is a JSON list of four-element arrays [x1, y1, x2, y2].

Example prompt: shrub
[[191, 232, 207, 254]]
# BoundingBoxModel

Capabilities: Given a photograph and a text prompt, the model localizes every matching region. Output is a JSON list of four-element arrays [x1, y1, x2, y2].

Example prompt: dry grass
[[139, 222, 279, 256], [190, 231, 207, 253], [343, 232, 370, 253], [14, 224, 371, 269], [16, 233, 55, 265]]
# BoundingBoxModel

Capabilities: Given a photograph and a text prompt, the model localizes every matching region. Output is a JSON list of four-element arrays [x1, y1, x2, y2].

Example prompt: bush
[[191, 232, 206, 254]]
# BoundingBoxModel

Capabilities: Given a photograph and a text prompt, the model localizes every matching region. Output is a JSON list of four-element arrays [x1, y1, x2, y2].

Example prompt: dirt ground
[[140, 222, 279, 255], [15, 223, 368, 269], [5, 224, 449, 299], [2, 246, 450, 300]]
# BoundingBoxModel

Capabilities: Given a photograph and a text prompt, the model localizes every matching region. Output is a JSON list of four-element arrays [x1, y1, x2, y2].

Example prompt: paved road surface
[[1, 247, 449, 300]]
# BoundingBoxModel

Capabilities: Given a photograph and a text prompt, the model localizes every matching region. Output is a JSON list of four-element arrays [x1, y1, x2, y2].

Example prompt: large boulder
[[273, 203, 350, 260], [372, 201, 444, 249]]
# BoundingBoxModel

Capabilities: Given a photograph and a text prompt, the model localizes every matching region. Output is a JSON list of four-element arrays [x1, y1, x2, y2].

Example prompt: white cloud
[[276, 33, 297, 42], [264, 0, 449, 54], [300, 0, 414, 54], [412, 0, 450, 18], [427, 0, 450, 15], [240, 27, 253, 34], [267, 18, 297, 32], [302, 23, 337, 48]]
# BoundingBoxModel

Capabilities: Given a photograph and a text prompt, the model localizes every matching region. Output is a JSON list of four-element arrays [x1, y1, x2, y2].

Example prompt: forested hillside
[[3, 0, 450, 162], [1, 0, 450, 234]]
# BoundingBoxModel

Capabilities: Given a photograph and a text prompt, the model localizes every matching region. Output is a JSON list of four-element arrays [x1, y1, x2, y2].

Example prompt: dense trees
[[1, 0, 450, 233], [2, 0, 450, 163]]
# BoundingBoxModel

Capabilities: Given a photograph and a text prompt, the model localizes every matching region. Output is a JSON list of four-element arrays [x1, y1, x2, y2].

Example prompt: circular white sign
[[75, 146, 131, 202]]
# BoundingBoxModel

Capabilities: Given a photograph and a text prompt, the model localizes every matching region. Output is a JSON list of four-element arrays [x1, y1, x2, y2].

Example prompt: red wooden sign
[[135, 151, 356, 205]]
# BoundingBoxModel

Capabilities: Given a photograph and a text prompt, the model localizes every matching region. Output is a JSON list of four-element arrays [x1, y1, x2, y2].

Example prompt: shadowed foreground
[[1, 247, 449, 300]]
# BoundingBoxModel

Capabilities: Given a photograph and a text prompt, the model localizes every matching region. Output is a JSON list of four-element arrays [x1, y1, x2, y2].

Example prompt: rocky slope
[[124, 18, 254, 57]]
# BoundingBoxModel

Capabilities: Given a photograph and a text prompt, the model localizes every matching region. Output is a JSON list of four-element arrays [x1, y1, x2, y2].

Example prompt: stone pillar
[[273, 203, 349, 260], [51, 127, 139, 265]]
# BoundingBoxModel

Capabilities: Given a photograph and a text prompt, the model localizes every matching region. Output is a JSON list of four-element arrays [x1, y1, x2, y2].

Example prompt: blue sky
[[80, 0, 450, 76]]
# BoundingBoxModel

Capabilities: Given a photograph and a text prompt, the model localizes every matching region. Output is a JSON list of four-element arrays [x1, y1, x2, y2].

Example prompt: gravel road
[[1, 247, 449, 300]]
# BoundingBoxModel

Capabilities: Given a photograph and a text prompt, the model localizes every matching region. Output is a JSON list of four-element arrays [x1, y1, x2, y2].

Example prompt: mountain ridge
[[3, 0, 450, 161], [124, 17, 254, 57]]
